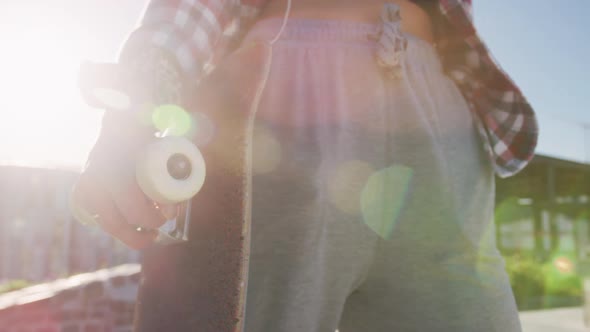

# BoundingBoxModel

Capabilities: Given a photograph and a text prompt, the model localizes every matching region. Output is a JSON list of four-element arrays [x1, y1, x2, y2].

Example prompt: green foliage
[[0, 279, 31, 294], [504, 254, 545, 310], [541, 253, 583, 307], [504, 252, 583, 310]]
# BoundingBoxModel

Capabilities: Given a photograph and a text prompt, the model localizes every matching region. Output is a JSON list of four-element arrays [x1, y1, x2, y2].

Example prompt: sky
[[0, 0, 588, 169], [474, 0, 590, 164]]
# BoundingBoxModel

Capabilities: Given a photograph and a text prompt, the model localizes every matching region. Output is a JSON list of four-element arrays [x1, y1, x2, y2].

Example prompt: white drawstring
[[255, 0, 291, 113], [269, 0, 292, 45], [241, 2, 291, 327]]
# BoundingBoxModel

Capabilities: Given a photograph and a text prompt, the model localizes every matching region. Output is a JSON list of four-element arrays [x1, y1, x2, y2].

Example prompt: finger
[[70, 173, 104, 224], [92, 189, 158, 250], [157, 203, 180, 220], [110, 180, 168, 230], [73, 174, 157, 250]]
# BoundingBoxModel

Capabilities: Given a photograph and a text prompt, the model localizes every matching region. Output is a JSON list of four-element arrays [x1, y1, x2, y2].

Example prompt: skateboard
[[75, 42, 272, 331]]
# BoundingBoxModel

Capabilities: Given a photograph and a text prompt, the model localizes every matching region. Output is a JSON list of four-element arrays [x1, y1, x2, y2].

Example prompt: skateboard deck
[[131, 42, 272, 332]]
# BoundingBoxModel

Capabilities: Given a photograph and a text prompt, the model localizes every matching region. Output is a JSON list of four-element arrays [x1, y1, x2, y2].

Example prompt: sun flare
[[0, 18, 102, 169]]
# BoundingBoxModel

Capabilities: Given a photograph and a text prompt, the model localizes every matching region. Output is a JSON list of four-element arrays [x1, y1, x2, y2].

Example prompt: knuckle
[[100, 220, 124, 236], [113, 186, 165, 229], [126, 235, 155, 250], [126, 207, 165, 229], [127, 241, 144, 251], [159, 204, 179, 220]]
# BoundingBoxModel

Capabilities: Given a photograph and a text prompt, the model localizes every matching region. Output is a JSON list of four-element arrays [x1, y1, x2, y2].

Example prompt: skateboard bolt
[[167, 153, 192, 180]]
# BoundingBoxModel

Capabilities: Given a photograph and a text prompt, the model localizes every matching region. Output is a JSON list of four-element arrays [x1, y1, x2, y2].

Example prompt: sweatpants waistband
[[244, 17, 382, 44], [242, 17, 442, 76]]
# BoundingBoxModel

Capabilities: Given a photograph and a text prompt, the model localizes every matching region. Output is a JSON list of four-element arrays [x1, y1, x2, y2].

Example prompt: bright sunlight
[[0, 4, 117, 170]]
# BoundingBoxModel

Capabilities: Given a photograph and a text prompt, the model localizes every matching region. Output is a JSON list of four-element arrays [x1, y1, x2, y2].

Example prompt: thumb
[[156, 203, 180, 220]]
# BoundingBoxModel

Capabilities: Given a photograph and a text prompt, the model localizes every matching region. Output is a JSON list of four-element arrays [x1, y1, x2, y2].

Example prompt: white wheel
[[136, 136, 206, 204], [89, 87, 131, 111], [78, 62, 131, 111]]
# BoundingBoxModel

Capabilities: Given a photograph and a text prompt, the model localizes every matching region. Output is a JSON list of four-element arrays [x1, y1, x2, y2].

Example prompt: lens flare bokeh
[[327, 160, 375, 215], [360, 164, 414, 239], [151, 104, 192, 137], [252, 125, 282, 175]]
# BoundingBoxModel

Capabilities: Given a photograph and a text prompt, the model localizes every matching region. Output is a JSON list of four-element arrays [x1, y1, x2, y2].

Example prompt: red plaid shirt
[[122, 0, 538, 178]]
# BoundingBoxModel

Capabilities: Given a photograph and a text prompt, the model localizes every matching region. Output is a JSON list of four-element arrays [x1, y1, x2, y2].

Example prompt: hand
[[71, 112, 178, 250]]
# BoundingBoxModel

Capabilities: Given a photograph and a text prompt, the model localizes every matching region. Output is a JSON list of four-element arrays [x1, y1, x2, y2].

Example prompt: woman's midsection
[[257, 0, 435, 45], [243, 17, 493, 253]]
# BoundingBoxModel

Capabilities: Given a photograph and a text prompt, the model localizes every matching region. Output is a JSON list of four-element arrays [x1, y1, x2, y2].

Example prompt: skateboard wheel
[[136, 136, 206, 204], [78, 62, 131, 111], [87, 87, 131, 111]]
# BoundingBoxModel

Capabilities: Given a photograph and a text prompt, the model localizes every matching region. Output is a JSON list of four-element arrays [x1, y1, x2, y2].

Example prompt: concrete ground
[[519, 307, 588, 332]]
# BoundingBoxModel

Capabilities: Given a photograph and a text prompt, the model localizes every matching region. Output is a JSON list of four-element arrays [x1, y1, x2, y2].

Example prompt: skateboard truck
[[74, 61, 206, 245]]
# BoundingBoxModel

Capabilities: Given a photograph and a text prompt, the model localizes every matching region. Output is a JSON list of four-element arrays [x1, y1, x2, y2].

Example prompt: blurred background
[[0, 1, 589, 331]]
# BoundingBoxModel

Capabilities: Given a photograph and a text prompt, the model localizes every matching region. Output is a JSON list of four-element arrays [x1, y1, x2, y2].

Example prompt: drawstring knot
[[369, 3, 408, 79]]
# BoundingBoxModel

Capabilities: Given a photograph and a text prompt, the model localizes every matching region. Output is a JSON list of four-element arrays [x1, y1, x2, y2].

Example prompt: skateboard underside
[[133, 43, 272, 332]]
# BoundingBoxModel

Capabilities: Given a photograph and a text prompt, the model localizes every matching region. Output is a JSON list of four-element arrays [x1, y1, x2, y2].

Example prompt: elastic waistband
[[241, 16, 443, 75], [243, 17, 381, 44], [243, 17, 435, 52]]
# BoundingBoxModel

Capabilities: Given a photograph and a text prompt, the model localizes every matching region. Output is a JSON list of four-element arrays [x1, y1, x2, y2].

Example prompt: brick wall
[[0, 264, 140, 332]]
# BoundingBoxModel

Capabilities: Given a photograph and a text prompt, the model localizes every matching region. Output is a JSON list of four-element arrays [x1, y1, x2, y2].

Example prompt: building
[[0, 165, 139, 283], [496, 154, 590, 265]]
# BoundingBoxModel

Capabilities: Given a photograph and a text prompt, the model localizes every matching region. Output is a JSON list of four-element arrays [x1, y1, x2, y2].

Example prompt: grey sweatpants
[[242, 18, 522, 332]]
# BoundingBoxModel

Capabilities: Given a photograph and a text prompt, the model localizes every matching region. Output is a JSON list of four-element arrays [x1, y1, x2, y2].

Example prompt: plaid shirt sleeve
[[438, 0, 539, 178], [120, 0, 243, 81]]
